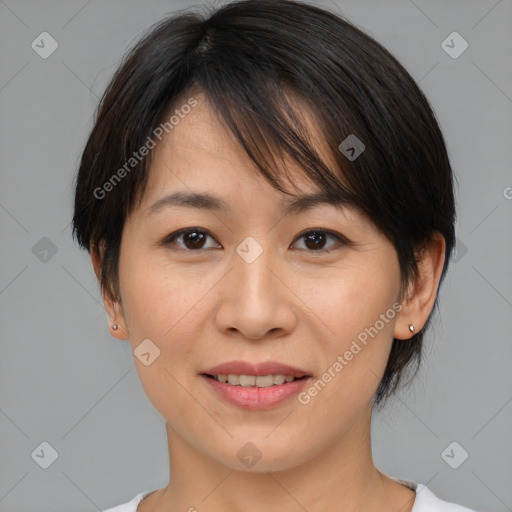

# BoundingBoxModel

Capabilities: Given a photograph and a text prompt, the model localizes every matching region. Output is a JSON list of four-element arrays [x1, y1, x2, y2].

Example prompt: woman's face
[[107, 92, 406, 471]]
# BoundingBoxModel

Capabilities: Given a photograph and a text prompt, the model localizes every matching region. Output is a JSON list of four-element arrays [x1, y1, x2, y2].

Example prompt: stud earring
[[409, 324, 415, 333], [112, 324, 118, 331]]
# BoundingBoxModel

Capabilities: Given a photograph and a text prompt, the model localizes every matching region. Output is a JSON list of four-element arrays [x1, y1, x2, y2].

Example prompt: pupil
[[305, 231, 325, 250], [186, 231, 205, 248]]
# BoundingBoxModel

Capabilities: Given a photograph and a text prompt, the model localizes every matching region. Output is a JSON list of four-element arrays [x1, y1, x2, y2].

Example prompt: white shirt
[[102, 480, 478, 512]]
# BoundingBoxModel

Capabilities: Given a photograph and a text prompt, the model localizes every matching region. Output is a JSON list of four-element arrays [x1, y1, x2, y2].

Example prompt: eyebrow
[[145, 190, 348, 217]]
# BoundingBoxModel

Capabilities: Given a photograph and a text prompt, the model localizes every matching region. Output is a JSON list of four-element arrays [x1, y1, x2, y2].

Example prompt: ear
[[90, 240, 129, 340], [394, 232, 446, 340]]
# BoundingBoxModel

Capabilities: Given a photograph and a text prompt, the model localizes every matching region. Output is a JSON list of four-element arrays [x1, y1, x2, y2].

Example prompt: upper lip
[[202, 361, 311, 378]]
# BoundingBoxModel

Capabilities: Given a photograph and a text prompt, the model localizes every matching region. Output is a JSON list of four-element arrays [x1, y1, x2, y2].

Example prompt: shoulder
[[102, 490, 156, 512], [413, 483, 479, 512]]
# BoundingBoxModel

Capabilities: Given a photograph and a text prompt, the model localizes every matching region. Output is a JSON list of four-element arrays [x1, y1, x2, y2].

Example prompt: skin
[[91, 91, 445, 512]]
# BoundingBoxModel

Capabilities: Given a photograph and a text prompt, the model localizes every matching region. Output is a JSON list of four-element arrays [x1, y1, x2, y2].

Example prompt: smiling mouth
[[202, 373, 310, 387]]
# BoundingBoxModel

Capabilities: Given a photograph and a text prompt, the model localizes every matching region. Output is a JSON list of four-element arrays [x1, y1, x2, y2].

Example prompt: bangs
[[193, 76, 361, 205], [140, 23, 367, 215]]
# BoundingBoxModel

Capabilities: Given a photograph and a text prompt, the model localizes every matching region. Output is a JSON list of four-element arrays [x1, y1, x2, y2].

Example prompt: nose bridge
[[233, 235, 278, 302], [214, 234, 297, 339]]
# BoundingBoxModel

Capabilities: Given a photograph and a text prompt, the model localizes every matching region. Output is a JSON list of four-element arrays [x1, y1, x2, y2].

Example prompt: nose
[[215, 242, 298, 340]]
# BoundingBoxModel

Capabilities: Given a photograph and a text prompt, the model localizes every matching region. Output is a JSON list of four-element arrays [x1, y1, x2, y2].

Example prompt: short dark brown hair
[[72, 0, 456, 407]]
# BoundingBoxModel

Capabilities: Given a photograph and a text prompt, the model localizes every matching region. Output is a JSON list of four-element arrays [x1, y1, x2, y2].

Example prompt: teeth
[[273, 374, 286, 385], [239, 375, 256, 387], [214, 374, 299, 387], [227, 374, 239, 385]]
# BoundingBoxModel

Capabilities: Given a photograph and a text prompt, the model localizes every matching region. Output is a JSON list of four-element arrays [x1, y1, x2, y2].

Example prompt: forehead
[[127, 92, 376, 236], [144, 90, 344, 199]]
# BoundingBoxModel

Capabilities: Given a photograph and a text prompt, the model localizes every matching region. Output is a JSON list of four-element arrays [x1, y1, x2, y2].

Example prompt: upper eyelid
[[291, 230, 352, 250]]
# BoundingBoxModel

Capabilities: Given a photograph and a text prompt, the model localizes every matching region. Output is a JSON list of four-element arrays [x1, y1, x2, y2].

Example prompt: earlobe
[[394, 232, 446, 340], [105, 294, 130, 340], [90, 239, 130, 340], [109, 320, 130, 340], [394, 320, 418, 341], [106, 296, 130, 340]]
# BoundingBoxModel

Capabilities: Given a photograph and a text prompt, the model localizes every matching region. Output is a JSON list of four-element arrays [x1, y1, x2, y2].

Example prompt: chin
[[206, 435, 308, 473]]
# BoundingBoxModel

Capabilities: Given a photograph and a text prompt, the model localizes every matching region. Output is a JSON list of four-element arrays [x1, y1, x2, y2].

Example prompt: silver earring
[[409, 324, 415, 333], [112, 324, 118, 331]]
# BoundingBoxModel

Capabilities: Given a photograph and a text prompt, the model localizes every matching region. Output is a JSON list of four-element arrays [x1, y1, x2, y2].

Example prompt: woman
[[72, 1, 478, 510]]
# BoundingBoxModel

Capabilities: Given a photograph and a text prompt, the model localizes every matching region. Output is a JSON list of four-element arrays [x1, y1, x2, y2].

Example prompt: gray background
[[1, 0, 511, 510]]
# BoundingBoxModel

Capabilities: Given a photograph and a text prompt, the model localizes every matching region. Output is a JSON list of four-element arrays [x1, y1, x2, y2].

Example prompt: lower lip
[[201, 375, 310, 410]]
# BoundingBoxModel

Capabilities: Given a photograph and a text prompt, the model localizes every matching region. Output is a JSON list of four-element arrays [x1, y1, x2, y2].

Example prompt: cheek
[[120, 249, 190, 332], [302, 264, 398, 400], [119, 252, 215, 370], [300, 260, 398, 338], [118, 254, 206, 417]]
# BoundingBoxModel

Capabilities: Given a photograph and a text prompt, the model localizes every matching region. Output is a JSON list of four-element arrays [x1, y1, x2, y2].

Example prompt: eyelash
[[162, 228, 350, 254]]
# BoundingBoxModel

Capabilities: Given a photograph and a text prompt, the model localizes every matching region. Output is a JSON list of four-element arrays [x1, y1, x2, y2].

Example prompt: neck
[[146, 406, 415, 512]]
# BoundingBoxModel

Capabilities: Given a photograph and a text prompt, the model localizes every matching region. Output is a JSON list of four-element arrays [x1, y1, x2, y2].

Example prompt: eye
[[163, 228, 220, 250], [291, 229, 347, 253], [162, 228, 349, 253]]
